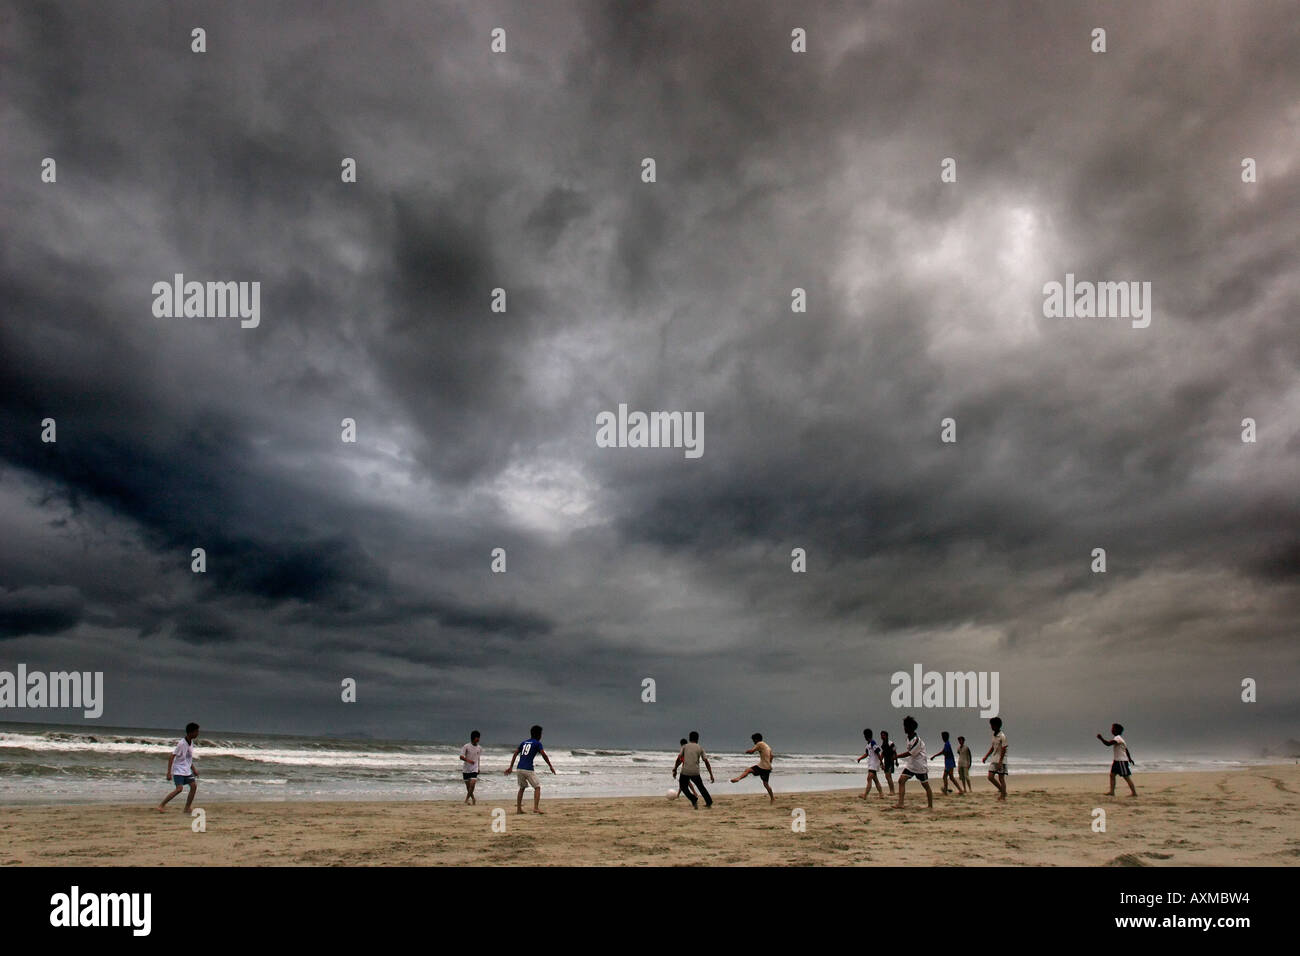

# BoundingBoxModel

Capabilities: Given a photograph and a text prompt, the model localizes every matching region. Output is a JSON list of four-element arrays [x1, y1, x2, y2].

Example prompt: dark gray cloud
[[0, 0, 1296, 753], [0, 586, 85, 640]]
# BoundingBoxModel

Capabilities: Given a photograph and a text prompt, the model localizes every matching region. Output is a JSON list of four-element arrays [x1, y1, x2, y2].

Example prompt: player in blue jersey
[[504, 724, 556, 813], [930, 730, 964, 794]]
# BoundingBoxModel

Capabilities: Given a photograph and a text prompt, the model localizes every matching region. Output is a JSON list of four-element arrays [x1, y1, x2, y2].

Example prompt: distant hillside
[[1261, 738, 1300, 758]]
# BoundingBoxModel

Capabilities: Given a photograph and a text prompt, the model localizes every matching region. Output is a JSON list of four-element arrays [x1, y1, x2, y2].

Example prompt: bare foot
[[885, 804, 904, 811], [155, 806, 167, 813], [533, 809, 544, 814]]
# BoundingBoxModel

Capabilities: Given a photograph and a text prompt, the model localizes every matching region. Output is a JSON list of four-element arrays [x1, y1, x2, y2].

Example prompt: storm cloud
[[0, 0, 1296, 754]]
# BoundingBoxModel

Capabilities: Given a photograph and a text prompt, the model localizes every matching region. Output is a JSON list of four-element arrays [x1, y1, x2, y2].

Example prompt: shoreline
[[1, 765, 1297, 866]]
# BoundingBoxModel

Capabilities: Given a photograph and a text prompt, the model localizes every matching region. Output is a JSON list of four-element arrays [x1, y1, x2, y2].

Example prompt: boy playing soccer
[[731, 732, 775, 802], [459, 730, 483, 804], [931, 730, 963, 794], [956, 735, 972, 795], [856, 728, 884, 798], [157, 722, 200, 813], [673, 731, 715, 808], [880, 730, 897, 794], [504, 724, 555, 813], [889, 715, 933, 809], [1097, 723, 1137, 797], [673, 738, 699, 801], [982, 716, 1008, 801]]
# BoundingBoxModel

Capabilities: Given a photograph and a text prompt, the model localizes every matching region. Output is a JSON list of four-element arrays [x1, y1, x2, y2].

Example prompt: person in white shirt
[[157, 722, 200, 813], [889, 716, 933, 809], [855, 728, 884, 799], [1097, 723, 1137, 797], [982, 716, 1008, 801], [956, 735, 973, 794], [731, 732, 776, 803], [459, 730, 484, 805]]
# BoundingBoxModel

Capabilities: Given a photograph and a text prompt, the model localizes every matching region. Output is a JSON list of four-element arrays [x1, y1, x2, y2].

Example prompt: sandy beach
[[1, 764, 1296, 867]]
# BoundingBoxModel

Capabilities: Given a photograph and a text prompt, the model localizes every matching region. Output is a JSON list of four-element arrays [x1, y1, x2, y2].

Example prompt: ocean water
[[0, 722, 1278, 805]]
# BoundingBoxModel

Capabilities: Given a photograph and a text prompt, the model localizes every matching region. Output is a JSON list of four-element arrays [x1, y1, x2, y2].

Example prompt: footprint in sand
[[1259, 775, 1296, 795]]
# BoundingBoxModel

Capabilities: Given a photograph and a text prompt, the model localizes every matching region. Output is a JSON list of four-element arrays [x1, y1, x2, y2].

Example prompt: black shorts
[[1110, 761, 1131, 778], [462, 772, 478, 780], [900, 769, 928, 782], [750, 766, 771, 782]]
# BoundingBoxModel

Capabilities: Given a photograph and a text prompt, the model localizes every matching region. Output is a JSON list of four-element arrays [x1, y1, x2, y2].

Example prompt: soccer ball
[[667, 788, 679, 799]]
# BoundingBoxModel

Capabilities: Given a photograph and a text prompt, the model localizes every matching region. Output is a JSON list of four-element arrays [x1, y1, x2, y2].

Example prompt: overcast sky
[[1, 1, 1297, 755]]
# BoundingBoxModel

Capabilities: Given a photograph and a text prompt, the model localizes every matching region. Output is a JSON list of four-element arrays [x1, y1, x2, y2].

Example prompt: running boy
[[731, 732, 775, 802], [890, 715, 933, 809], [157, 722, 200, 813], [982, 716, 1008, 801], [1097, 723, 1137, 797], [931, 730, 963, 794], [856, 728, 884, 798], [459, 730, 484, 804], [504, 724, 556, 813]]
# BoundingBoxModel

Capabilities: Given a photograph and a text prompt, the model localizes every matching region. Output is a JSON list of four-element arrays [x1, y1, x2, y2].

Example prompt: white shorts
[[516, 770, 540, 789]]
